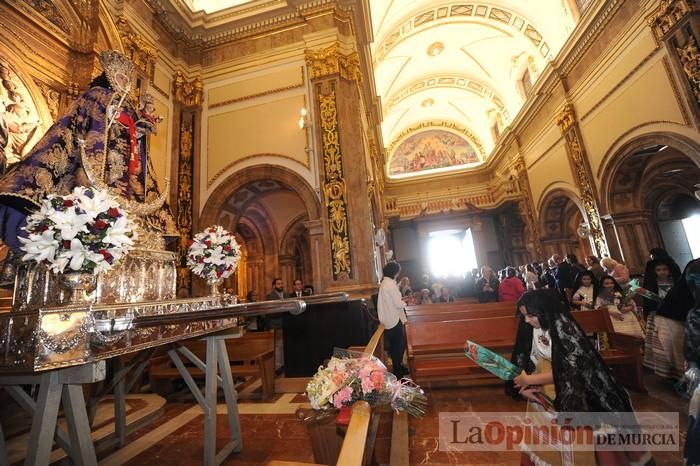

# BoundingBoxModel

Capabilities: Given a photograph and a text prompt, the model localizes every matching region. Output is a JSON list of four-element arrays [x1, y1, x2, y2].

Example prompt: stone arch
[[538, 188, 591, 260], [200, 164, 320, 229], [597, 132, 700, 272], [279, 214, 312, 288]]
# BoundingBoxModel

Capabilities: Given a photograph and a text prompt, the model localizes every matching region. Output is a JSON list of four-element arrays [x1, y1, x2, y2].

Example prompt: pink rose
[[332, 386, 353, 409]]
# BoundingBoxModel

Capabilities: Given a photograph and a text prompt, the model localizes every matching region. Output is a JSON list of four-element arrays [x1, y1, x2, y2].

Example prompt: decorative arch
[[384, 74, 510, 119], [538, 187, 591, 259], [598, 131, 700, 214], [200, 164, 321, 229], [374, 3, 552, 63]]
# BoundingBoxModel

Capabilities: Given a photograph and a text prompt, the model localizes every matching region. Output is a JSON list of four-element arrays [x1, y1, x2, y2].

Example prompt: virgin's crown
[[98, 50, 134, 90]]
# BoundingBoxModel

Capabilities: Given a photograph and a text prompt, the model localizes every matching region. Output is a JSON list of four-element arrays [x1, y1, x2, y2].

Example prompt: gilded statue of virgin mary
[[0, 50, 177, 252]]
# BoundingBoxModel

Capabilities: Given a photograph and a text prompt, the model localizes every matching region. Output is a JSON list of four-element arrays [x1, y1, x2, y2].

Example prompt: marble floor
[[2, 373, 689, 465]]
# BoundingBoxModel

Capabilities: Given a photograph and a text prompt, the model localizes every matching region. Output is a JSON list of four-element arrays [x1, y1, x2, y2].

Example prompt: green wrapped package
[[464, 340, 521, 380]]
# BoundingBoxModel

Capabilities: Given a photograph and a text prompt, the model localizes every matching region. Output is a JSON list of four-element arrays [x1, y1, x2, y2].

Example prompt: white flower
[[102, 216, 134, 248], [73, 187, 114, 217], [19, 230, 59, 264], [66, 238, 89, 271], [48, 208, 90, 241]]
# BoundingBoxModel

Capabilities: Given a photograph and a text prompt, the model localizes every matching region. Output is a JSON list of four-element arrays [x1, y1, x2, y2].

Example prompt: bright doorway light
[[682, 215, 700, 258], [427, 229, 478, 278]]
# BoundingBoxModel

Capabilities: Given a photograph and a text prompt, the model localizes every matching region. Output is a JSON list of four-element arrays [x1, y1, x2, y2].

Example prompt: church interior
[[0, 0, 700, 464]]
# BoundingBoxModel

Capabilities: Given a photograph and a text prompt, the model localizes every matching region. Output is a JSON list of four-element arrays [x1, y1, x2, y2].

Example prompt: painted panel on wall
[[582, 59, 686, 176], [147, 94, 170, 189], [206, 94, 308, 184], [208, 66, 303, 107], [388, 129, 480, 179], [0, 57, 43, 167], [153, 66, 171, 98]]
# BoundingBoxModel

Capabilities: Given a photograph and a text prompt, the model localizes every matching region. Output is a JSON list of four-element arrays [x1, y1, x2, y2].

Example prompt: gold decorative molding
[[387, 120, 486, 158], [555, 104, 576, 133], [116, 18, 158, 81], [174, 71, 203, 107], [208, 81, 305, 109], [662, 57, 691, 125], [305, 43, 361, 82], [556, 106, 609, 256], [318, 88, 352, 280], [510, 156, 544, 259], [647, 0, 694, 40]]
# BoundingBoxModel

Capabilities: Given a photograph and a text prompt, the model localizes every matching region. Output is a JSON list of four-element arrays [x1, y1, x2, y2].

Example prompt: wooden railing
[[268, 323, 386, 466]]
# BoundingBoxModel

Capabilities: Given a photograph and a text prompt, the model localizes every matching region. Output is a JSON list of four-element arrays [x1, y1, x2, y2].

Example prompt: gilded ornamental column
[[511, 156, 545, 260], [556, 105, 610, 257], [305, 43, 377, 293], [173, 73, 203, 297]]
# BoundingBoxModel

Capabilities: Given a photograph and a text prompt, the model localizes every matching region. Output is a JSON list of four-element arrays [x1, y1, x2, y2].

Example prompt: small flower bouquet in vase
[[187, 225, 241, 297], [306, 350, 427, 419], [19, 186, 137, 304]]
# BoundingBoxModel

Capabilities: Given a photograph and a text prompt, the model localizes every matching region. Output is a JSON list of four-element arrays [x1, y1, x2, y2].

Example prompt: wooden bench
[[407, 307, 516, 323], [405, 309, 645, 391], [406, 301, 515, 316], [149, 330, 276, 399]]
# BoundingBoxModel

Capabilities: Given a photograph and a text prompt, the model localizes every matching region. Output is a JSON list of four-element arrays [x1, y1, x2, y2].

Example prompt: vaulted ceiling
[[370, 0, 579, 179]]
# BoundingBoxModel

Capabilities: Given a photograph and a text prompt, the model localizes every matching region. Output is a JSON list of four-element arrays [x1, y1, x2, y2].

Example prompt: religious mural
[[0, 58, 41, 172], [388, 129, 480, 178]]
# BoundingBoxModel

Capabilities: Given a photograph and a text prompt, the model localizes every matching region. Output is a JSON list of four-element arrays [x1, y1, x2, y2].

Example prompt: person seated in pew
[[508, 289, 654, 466], [377, 261, 409, 378], [477, 266, 499, 303], [572, 270, 597, 311], [420, 288, 433, 304], [498, 267, 525, 302], [594, 275, 644, 338], [287, 279, 309, 298], [437, 286, 455, 303]]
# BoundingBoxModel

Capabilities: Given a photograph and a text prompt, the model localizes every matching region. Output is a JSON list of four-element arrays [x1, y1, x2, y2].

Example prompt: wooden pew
[[406, 301, 514, 315], [405, 316, 519, 385], [149, 330, 276, 399], [407, 307, 515, 323], [405, 309, 645, 390]]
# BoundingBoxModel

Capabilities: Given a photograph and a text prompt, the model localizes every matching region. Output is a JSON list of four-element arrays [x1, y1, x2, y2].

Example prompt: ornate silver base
[[12, 248, 177, 311]]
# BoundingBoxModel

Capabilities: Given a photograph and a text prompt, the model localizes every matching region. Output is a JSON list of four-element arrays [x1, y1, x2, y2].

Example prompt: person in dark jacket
[[683, 258, 700, 465], [477, 266, 499, 303], [642, 248, 682, 315]]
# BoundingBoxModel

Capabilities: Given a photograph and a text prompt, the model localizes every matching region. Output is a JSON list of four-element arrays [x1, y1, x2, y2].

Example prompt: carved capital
[[305, 44, 362, 82], [555, 104, 576, 134], [174, 71, 203, 107], [647, 0, 696, 40], [676, 35, 700, 103], [116, 18, 158, 81]]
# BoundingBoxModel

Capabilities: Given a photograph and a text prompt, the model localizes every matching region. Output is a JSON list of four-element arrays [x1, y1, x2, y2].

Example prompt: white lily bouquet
[[187, 225, 241, 281], [19, 186, 136, 273]]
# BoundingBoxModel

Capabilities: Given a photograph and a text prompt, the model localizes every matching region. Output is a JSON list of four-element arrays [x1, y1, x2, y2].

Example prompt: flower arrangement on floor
[[19, 186, 136, 273], [306, 353, 427, 417], [187, 225, 241, 282]]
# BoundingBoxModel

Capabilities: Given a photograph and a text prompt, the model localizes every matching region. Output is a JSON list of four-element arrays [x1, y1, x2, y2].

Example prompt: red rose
[[63, 200, 74, 207], [98, 249, 113, 264], [198, 257, 204, 263], [223, 245, 231, 252], [94, 220, 108, 230], [204, 240, 212, 247], [63, 240, 71, 249], [107, 207, 120, 218]]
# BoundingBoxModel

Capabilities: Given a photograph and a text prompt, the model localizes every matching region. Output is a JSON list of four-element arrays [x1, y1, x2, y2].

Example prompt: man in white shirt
[[378, 262, 408, 377]]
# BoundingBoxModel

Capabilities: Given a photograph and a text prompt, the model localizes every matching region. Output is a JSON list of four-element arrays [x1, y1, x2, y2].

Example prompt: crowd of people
[[378, 250, 700, 465]]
